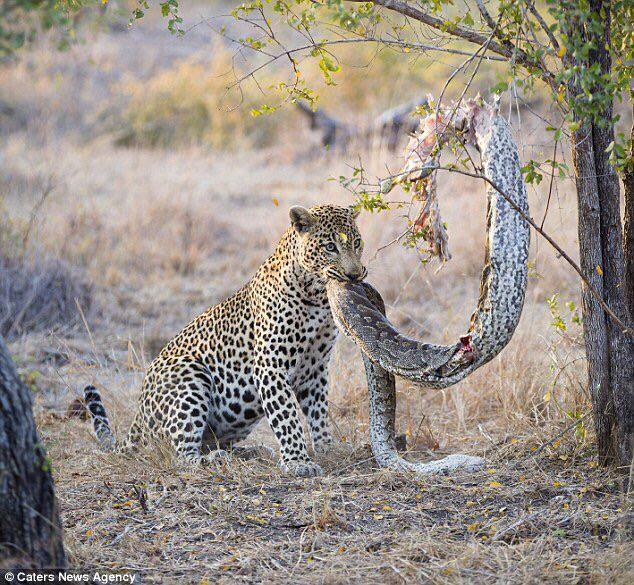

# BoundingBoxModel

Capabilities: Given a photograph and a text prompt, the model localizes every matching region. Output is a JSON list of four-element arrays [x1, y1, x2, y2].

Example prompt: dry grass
[[40, 413, 632, 584], [0, 200, 91, 339], [0, 252, 91, 339], [2, 5, 632, 583], [114, 46, 291, 150]]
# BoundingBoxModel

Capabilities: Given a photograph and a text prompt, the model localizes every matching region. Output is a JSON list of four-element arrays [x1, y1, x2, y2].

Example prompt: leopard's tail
[[83, 385, 116, 451]]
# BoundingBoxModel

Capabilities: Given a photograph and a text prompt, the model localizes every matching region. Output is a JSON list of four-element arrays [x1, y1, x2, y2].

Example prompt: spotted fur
[[84, 204, 366, 477]]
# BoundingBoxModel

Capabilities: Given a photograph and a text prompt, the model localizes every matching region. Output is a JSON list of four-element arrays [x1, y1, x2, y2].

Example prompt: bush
[[0, 253, 91, 339], [115, 46, 288, 150]]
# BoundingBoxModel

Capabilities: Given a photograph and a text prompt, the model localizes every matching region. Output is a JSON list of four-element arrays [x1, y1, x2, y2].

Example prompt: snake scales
[[327, 100, 530, 474]]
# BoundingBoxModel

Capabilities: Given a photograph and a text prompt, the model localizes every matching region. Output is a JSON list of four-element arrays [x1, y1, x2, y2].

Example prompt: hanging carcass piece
[[327, 99, 530, 474]]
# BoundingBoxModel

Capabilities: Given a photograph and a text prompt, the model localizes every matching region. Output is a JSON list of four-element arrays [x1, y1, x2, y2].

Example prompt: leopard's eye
[[354, 238, 362, 249], [324, 242, 337, 253]]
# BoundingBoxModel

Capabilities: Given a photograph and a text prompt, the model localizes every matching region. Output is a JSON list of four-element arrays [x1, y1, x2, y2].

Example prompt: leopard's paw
[[280, 459, 324, 477]]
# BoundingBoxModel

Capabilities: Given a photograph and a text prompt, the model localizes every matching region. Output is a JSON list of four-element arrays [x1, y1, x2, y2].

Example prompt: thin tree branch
[[228, 36, 504, 88], [347, 0, 557, 89], [22, 176, 54, 249], [529, 412, 592, 459], [540, 138, 559, 230], [474, 0, 498, 32], [525, 0, 560, 51], [439, 166, 633, 336], [373, 163, 633, 337]]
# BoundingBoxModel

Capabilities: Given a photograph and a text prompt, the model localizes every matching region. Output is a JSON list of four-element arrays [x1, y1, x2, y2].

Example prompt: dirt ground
[[39, 410, 632, 583], [2, 3, 633, 583]]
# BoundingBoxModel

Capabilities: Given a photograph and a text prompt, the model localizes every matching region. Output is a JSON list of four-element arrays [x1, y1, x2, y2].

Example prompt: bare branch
[[374, 97, 429, 149], [525, 0, 560, 51], [474, 0, 498, 32], [378, 163, 633, 337], [540, 138, 560, 230], [296, 101, 352, 146], [348, 0, 557, 89], [528, 412, 592, 459], [228, 36, 504, 88], [22, 176, 55, 249]]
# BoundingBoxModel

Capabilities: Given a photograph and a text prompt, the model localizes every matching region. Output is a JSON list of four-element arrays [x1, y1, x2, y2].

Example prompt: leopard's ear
[[290, 206, 316, 234], [348, 205, 360, 219]]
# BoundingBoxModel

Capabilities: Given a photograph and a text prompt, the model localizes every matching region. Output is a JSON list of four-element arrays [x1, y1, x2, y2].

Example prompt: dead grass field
[[1, 4, 632, 583]]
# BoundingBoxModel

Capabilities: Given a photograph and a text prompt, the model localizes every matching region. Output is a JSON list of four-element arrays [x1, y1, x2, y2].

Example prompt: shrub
[[0, 253, 92, 339], [0, 203, 91, 339], [115, 46, 288, 150]]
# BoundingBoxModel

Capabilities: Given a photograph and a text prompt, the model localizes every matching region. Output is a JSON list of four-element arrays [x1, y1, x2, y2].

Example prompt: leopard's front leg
[[296, 367, 333, 454], [253, 353, 323, 477], [296, 319, 337, 453]]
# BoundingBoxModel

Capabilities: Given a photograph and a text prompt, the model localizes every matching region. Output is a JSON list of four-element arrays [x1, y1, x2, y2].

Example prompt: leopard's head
[[290, 204, 367, 283]]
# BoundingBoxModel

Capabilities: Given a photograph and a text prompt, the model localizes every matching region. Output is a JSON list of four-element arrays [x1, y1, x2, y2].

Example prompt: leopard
[[84, 204, 366, 477]]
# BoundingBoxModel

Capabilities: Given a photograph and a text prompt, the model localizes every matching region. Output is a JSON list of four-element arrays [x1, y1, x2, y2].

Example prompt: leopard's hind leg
[[148, 358, 218, 464]]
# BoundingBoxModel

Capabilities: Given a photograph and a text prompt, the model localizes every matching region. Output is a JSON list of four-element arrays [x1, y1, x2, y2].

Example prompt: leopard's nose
[[345, 267, 366, 282]]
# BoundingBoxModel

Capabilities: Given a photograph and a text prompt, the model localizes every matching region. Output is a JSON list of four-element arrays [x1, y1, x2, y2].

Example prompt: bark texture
[[623, 111, 634, 337], [569, 0, 634, 467], [571, 123, 617, 465], [0, 336, 66, 569], [592, 115, 634, 466]]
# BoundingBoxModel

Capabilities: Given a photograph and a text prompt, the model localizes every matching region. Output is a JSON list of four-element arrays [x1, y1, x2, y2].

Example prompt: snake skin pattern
[[327, 100, 530, 474]]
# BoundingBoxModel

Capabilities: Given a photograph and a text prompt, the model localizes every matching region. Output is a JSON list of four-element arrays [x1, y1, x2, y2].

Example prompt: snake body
[[327, 101, 530, 474]]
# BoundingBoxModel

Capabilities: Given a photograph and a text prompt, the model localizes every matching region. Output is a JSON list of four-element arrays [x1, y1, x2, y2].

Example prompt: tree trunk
[[571, 124, 617, 465], [570, 0, 634, 468], [623, 109, 634, 328], [0, 336, 66, 569], [589, 0, 634, 468], [592, 117, 634, 468]]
